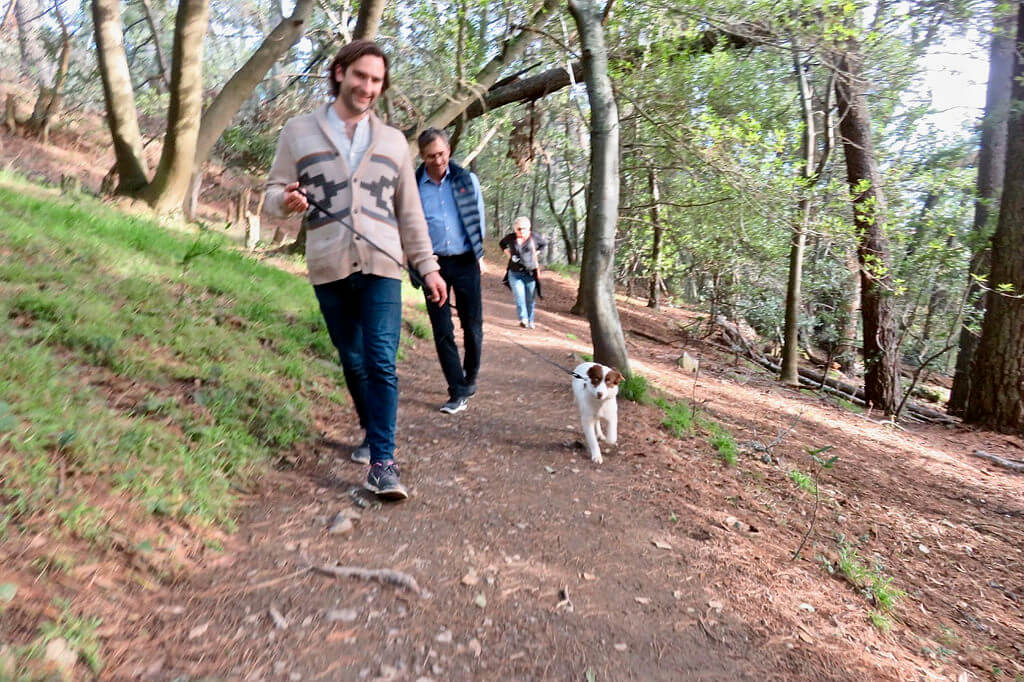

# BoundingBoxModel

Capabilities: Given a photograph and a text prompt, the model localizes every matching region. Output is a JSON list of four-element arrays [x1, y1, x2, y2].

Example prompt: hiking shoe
[[528, 322, 535, 329], [364, 461, 408, 501], [439, 397, 468, 414], [519, 320, 528, 328], [350, 440, 370, 465]]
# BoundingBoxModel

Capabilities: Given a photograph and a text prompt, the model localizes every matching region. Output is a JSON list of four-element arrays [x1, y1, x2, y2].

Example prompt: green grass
[[834, 541, 906, 629], [707, 423, 739, 466], [654, 395, 738, 466], [22, 598, 104, 674], [659, 398, 696, 437], [0, 173, 344, 536]]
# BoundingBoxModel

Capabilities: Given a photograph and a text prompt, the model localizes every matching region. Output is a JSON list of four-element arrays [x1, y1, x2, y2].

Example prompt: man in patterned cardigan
[[265, 40, 447, 501]]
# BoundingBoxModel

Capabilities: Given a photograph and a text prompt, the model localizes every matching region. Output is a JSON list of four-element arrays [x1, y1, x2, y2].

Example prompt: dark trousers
[[425, 253, 483, 399], [314, 273, 401, 465]]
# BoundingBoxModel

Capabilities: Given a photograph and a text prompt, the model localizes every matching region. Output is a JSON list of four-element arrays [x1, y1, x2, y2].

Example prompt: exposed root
[[314, 564, 422, 596]]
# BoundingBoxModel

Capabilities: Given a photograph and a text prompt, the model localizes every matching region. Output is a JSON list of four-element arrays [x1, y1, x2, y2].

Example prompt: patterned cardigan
[[265, 107, 439, 286]]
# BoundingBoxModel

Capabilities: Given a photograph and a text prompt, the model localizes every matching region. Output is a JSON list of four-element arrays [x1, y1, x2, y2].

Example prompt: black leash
[[505, 334, 587, 380], [296, 188, 426, 289]]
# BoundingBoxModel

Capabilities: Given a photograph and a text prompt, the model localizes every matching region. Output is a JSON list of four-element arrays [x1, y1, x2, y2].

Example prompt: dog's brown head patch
[[587, 364, 605, 387], [605, 370, 623, 387]]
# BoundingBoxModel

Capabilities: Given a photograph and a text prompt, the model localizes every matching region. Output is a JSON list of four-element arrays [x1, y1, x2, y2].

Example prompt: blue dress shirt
[[418, 168, 486, 256]]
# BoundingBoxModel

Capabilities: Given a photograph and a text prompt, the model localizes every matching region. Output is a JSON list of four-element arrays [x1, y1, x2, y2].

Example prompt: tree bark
[[834, 48, 901, 414], [948, 9, 1015, 415], [353, 0, 386, 40], [92, 0, 149, 193], [137, 0, 210, 212], [964, 3, 1024, 434], [569, 0, 629, 374], [26, 0, 70, 144], [646, 167, 663, 310]]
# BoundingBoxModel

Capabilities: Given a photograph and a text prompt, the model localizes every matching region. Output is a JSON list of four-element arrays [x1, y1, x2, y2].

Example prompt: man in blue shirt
[[415, 128, 486, 414]]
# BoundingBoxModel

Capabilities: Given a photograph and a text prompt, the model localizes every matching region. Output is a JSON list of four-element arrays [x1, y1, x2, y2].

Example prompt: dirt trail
[[102, 269, 854, 681]]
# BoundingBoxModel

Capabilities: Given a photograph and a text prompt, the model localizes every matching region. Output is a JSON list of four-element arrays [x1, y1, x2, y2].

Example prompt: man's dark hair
[[327, 40, 390, 98], [417, 127, 450, 150]]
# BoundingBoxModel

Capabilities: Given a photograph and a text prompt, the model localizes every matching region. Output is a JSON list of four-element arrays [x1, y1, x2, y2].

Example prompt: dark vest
[[416, 160, 484, 260]]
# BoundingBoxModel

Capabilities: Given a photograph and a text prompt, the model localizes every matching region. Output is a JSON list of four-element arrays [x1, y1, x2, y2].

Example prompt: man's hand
[[283, 181, 309, 214], [423, 271, 448, 307]]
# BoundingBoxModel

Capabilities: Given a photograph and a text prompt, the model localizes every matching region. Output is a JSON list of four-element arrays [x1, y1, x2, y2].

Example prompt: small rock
[[269, 606, 288, 629], [635, 597, 651, 605], [44, 638, 77, 674], [474, 593, 487, 609], [613, 642, 628, 652], [677, 351, 700, 374], [836, 515, 847, 524], [918, 544, 930, 554], [672, 590, 683, 600], [708, 600, 724, 612], [435, 630, 453, 644], [290, 673, 302, 681], [461, 569, 479, 586], [188, 622, 210, 639], [651, 539, 672, 550], [798, 603, 815, 613], [326, 608, 359, 623], [328, 513, 354, 535], [468, 638, 482, 657], [581, 572, 597, 581]]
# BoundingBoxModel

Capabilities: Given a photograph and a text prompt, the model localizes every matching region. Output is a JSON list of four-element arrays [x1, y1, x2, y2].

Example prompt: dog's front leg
[[604, 403, 618, 446], [582, 418, 603, 464]]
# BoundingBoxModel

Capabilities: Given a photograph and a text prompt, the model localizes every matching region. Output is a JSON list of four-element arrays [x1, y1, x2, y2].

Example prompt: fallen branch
[[971, 450, 1024, 474], [314, 564, 422, 596]]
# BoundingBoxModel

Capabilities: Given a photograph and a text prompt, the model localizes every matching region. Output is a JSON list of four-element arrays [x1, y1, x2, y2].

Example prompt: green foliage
[[218, 125, 278, 172], [788, 469, 817, 494], [618, 372, 653, 404], [832, 540, 906, 624], [707, 423, 739, 466], [406, 318, 432, 340], [660, 399, 696, 437]]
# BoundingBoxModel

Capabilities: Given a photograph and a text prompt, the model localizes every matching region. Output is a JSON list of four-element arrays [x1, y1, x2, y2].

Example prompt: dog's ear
[[587, 364, 604, 386], [606, 370, 623, 387]]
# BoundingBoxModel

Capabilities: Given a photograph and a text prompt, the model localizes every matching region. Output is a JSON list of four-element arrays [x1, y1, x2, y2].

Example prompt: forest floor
[[1, 98, 1023, 681]]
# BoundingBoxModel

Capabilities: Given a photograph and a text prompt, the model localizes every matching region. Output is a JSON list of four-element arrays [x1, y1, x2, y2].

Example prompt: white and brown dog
[[571, 362, 623, 464]]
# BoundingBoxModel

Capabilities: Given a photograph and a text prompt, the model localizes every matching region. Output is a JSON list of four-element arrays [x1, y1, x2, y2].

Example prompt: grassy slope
[[0, 173, 367, 675]]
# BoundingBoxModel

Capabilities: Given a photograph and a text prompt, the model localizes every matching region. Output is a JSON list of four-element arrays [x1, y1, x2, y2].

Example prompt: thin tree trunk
[[646, 167, 663, 310], [138, 0, 170, 91], [964, 2, 1024, 434], [834, 48, 900, 413], [92, 0, 149, 193], [568, 0, 629, 374], [137, 0, 210, 212], [27, 0, 70, 144], [949, 9, 1015, 415]]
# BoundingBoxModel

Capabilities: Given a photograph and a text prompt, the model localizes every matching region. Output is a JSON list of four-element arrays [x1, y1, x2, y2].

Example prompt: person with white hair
[[499, 217, 547, 329]]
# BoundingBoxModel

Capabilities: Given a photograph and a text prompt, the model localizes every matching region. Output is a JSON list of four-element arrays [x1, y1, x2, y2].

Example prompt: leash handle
[[295, 188, 426, 290]]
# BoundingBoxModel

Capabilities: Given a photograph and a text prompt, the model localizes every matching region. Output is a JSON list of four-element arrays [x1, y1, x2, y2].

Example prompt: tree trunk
[[568, 0, 629, 374], [964, 3, 1024, 434], [353, 0, 386, 40], [14, 0, 50, 82], [185, 0, 313, 215], [92, 0, 149, 193], [834, 48, 900, 414], [26, 0, 70, 144], [646, 167, 663, 310], [137, 0, 210, 213], [949, 9, 1015, 415]]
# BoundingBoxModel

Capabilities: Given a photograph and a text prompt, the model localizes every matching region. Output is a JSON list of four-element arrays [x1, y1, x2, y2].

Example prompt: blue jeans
[[314, 274, 401, 465], [508, 269, 536, 324]]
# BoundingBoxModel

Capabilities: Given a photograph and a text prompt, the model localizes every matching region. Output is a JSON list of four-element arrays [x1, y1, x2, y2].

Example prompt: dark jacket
[[414, 160, 484, 260]]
